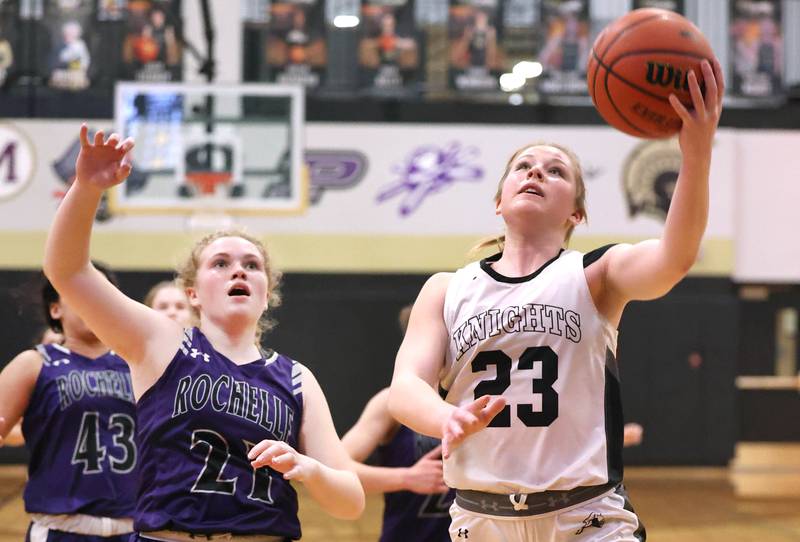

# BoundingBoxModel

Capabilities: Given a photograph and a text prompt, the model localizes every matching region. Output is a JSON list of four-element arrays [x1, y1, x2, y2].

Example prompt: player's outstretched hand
[[623, 422, 644, 448], [76, 124, 135, 190], [248, 439, 319, 483], [0, 417, 5, 447], [404, 445, 449, 495], [668, 58, 724, 156], [441, 395, 506, 460]]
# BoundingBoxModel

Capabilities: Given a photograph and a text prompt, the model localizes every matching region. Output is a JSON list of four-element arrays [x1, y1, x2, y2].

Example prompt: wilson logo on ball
[[645, 62, 691, 91], [586, 7, 715, 138]]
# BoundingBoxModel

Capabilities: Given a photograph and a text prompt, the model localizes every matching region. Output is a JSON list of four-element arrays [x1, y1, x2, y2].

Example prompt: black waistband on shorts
[[455, 482, 616, 517]]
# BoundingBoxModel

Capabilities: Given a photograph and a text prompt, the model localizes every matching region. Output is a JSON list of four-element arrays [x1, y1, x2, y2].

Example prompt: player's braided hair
[[472, 142, 588, 255], [177, 230, 282, 343]]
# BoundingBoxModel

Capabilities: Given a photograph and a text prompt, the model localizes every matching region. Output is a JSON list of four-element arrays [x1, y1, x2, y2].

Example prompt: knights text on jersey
[[23, 344, 138, 518], [134, 328, 304, 539], [441, 249, 624, 494]]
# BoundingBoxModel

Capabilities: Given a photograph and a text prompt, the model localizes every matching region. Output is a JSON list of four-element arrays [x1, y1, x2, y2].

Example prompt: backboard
[[111, 82, 305, 215]]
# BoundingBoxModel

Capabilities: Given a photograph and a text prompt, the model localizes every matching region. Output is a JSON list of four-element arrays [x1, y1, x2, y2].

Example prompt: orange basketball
[[587, 8, 715, 139], [133, 36, 159, 63]]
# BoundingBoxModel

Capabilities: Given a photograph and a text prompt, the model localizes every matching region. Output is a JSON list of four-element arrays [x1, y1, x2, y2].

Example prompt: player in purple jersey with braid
[[0, 265, 137, 542], [43, 125, 365, 542], [343, 305, 454, 542]]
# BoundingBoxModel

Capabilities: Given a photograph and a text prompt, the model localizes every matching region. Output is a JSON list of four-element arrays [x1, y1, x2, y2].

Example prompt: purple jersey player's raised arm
[[42, 125, 365, 541]]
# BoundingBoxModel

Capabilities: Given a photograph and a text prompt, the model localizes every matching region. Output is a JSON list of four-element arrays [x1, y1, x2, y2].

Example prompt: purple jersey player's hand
[[441, 395, 506, 460], [248, 439, 318, 482], [76, 124, 135, 190], [403, 445, 449, 495]]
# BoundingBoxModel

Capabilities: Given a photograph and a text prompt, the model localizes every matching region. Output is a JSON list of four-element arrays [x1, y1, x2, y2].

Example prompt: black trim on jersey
[[616, 485, 647, 541], [604, 348, 624, 488], [479, 249, 564, 284], [582, 244, 617, 268]]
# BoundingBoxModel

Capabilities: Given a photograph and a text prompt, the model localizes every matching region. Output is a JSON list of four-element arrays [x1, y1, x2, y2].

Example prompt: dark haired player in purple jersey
[[43, 126, 365, 542], [344, 388, 454, 542], [0, 327, 66, 448], [0, 265, 137, 541], [343, 305, 454, 542]]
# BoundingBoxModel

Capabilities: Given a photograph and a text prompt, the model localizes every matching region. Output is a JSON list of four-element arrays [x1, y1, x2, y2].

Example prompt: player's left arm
[[341, 388, 396, 463], [249, 364, 364, 520], [593, 58, 724, 308]]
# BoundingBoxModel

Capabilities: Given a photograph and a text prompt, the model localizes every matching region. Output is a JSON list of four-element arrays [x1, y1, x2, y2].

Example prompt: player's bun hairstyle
[[42, 261, 120, 333], [471, 142, 588, 255], [177, 229, 282, 342]]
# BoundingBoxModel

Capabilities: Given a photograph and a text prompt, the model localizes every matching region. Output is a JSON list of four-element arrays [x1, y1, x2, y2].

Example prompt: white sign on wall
[[0, 119, 773, 278], [0, 123, 36, 201]]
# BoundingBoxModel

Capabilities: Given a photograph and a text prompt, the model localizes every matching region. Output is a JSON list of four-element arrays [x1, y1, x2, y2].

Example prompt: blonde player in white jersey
[[389, 58, 723, 542]]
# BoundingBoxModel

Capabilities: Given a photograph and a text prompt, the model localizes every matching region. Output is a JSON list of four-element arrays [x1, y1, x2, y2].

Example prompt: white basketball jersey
[[441, 248, 624, 494]]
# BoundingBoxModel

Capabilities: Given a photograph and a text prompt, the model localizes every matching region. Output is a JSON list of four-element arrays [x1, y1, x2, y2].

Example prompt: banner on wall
[[536, 0, 590, 96], [242, 0, 327, 89], [0, 1, 18, 87], [729, 0, 783, 98], [0, 120, 735, 241], [45, 0, 95, 90], [0, 119, 742, 274], [448, 0, 502, 94], [19, 0, 182, 91], [121, 0, 183, 83], [358, 0, 422, 97]]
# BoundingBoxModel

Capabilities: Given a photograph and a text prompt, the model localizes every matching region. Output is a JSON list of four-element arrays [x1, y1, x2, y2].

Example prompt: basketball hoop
[[186, 171, 234, 195]]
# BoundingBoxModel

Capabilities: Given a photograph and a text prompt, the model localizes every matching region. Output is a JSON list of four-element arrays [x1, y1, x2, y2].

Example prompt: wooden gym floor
[[1, 466, 799, 541]]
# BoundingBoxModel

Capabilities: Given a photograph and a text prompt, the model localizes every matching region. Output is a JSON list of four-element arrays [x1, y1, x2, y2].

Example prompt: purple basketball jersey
[[134, 328, 303, 539], [378, 426, 454, 542], [22, 344, 137, 518]]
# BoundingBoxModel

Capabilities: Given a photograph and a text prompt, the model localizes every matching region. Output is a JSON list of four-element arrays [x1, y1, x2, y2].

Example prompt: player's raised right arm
[[43, 125, 182, 369]]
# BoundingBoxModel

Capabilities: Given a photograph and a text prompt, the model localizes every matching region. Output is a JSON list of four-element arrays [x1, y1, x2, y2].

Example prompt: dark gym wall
[[0, 270, 738, 466]]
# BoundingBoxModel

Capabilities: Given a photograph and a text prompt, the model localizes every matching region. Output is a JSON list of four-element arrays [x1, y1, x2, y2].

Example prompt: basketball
[[133, 35, 159, 63], [587, 8, 715, 139]]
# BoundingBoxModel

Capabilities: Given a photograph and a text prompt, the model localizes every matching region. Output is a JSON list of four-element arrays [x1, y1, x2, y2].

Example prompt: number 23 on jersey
[[472, 346, 559, 428]]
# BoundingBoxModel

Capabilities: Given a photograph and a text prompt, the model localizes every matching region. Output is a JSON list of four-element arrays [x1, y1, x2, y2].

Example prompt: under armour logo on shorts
[[457, 528, 469, 538], [575, 512, 605, 534]]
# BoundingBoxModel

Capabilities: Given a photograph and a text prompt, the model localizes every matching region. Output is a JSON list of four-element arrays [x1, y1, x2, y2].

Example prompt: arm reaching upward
[[588, 59, 725, 324], [43, 126, 183, 395]]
